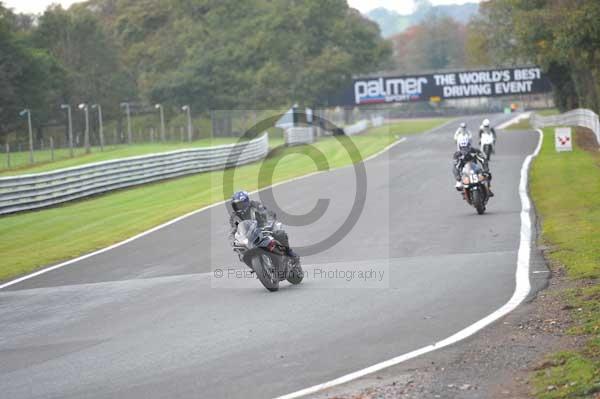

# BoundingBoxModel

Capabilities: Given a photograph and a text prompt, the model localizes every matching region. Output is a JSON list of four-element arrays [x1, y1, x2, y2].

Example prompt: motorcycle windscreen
[[235, 220, 260, 248], [462, 161, 483, 175]]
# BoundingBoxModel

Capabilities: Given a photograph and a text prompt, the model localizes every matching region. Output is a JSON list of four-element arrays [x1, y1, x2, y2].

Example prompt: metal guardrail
[[531, 108, 600, 144], [344, 120, 369, 136], [0, 134, 269, 215], [283, 117, 387, 143], [284, 127, 315, 146], [345, 117, 385, 136]]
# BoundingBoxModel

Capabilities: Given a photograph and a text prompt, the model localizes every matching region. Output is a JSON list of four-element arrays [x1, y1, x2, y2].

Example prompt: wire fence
[[2, 96, 554, 172]]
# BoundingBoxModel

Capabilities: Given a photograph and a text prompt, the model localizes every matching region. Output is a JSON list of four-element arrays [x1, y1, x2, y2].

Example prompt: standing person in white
[[454, 122, 472, 150]]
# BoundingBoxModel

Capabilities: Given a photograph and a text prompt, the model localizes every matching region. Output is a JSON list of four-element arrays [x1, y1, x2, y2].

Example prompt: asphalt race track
[[0, 114, 544, 399]]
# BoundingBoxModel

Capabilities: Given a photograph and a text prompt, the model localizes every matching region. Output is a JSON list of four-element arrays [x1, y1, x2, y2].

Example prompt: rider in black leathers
[[229, 191, 300, 265], [452, 138, 494, 196]]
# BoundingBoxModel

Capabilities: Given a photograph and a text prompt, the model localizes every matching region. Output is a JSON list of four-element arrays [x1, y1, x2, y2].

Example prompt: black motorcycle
[[459, 161, 490, 215], [232, 220, 303, 291]]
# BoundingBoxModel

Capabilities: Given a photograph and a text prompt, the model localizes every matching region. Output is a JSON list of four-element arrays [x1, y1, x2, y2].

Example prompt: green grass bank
[[529, 126, 600, 398]]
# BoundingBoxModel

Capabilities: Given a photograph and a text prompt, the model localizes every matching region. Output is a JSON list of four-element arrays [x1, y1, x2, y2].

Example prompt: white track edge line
[[274, 128, 544, 399], [0, 135, 410, 290], [497, 112, 532, 130]]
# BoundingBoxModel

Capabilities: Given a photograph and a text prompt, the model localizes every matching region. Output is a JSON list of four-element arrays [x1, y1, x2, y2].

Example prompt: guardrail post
[[25, 110, 34, 164], [97, 105, 104, 152]]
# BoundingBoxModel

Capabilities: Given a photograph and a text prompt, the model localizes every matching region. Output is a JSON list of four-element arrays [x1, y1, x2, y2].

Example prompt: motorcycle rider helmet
[[460, 122, 467, 129], [482, 119, 490, 128], [231, 191, 250, 215], [457, 136, 471, 155]]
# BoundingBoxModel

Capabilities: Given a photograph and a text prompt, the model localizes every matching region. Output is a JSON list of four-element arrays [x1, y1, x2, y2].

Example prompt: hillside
[[366, 2, 479, 37]]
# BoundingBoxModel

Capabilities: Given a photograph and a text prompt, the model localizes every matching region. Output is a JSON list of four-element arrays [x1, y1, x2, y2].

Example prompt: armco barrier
[[283, 117, 387, 144], [284, 127, 314, 145], [531, 108, 600, 144], [344, 120, 369, 136], [371, 116, 385, 128], [0, 134, 269, 215]]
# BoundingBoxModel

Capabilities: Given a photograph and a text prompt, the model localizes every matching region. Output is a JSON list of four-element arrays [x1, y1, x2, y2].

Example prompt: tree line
[[0, 0, 391, 141], [467, 0, 600, 113]]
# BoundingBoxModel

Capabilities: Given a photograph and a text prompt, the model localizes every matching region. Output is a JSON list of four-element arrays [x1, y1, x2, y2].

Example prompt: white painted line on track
[[422, 118, 457, 135], [274, 129, 544, 399], [497, 112, 531, 129], [0, 134, 410, 290]]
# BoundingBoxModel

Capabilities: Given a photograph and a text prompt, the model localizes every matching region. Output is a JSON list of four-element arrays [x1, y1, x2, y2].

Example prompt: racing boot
[[287, 247, 301, 268]]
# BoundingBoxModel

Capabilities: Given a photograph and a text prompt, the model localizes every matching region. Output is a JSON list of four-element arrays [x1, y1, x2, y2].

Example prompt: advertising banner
[[328, 67, 552, 106]]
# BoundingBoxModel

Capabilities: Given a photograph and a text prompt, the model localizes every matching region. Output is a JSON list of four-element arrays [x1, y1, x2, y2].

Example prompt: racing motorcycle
[[460, 161, 490, 215], [480, 132, 495, 161], [232, 219, 303, 292]]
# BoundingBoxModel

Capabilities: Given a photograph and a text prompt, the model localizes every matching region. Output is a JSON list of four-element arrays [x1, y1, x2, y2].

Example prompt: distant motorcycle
[[232, 219, 303, 291], [480, 132, 495, 161], [460, 161, 491, 215]]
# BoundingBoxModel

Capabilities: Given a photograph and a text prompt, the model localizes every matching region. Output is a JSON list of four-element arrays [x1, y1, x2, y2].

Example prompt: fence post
[[5, 143, 9, 168], [50, 137, 54, 161], [180, 126, 184, 142], [150, 127, 155, 143]]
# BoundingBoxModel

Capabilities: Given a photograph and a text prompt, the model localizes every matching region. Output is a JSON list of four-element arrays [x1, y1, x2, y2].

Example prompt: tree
[[390, 12, 467, 73], [466, 0, 600, 113], [0, 2, 64, 137], [83, 0, 391, 110], [32, 5, 134, 120]]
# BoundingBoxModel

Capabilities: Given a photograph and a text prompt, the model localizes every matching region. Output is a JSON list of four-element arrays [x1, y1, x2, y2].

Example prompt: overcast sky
[[5, 0, 481, 15]]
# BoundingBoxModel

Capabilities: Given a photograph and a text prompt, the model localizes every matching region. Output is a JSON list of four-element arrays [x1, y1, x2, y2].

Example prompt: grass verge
[[0, 118, 450, 282], [529, 126, 600, 398]]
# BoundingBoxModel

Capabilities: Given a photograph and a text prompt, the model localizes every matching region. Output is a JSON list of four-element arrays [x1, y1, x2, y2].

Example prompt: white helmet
[[482, 119, 490, 128], [460, 122, 467, 129], [457, 135, 471, 152]]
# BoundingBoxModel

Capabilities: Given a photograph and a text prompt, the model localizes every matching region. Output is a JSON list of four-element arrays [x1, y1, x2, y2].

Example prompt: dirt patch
[[312, 262, 589, 399], [574, 127, 600, 154]]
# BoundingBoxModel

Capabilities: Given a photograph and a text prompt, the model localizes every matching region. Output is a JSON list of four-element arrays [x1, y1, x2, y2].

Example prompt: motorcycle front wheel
[[472, 189, 486, 215], [286, 262, 304, 285], [252, 254, 279, 292], [484, 144, 492, 161]]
